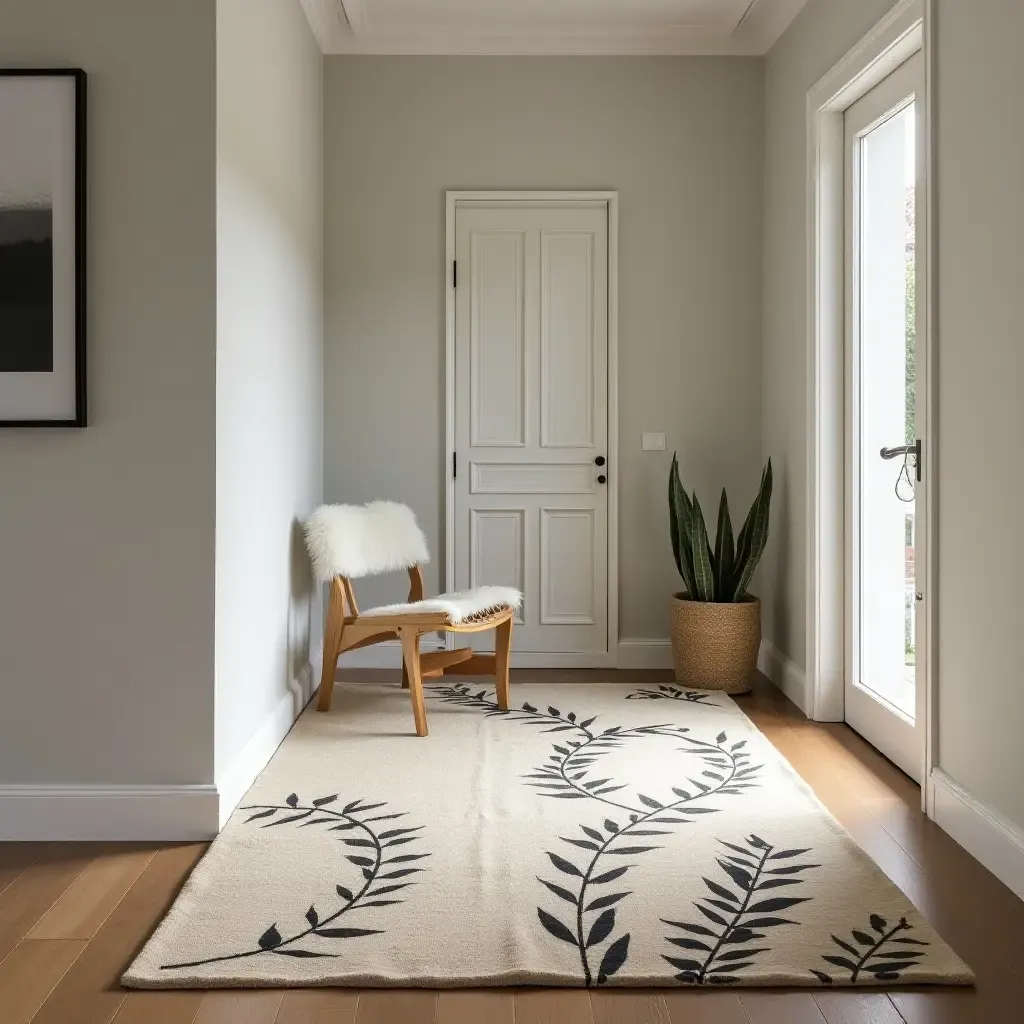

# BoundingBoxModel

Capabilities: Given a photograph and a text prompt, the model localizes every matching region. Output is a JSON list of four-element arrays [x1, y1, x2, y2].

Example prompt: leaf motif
[[702, 878, 739, 903], [892, 937, 930, 946], [346, 855, 374, 867], [244, 808, 276, 823], [312, 795, 338, 807], [538, 878, 578, 905], [718, 860, 752, 891], [671, 788, 692, 800], [378, 827, 423, 840], [695, 904, 728, 927], [342, 838, 376, 848], [368, 883, 414, 898], [591, 866, 630, 884], [852, 930, 875, 946], [746, 896, 811, 913], [586, 909, 616, 948], [383, 836, 419, 847], [717, 947, 769, 961], [537, 908, 577, 945], [821, 954, 858, 971], [264, 810, 313, 827], [597, 933, 630, 983], [866, 961, 921, 974], [663, 920, 717, 937], [638, 794, 663, 809], [315, 927, 383, 938], [285, 794, 299, 808], [547, 853, 583, 877], [586, 892, 631, 911], [811, 970, 834, 985], [870, 914, 888, 933], [522, 703, 537, 712], [666, 936, 710, 951], [830, 934, 859, 955], [604, 819, 620, 833], [305, 906, 319, 927], [273, 948, 334, 958], [768, 848, 811, 860], [379, 868, 422, 879], [663, 956, 703, 972], [336, 885, 354, 902], [605, 846, 660, 856], [258, 924, 282, 950], [737, 916, 793, 929], [562, 838, 600, 852], [547, 707, 561, 717], [385, 853, 430, 864], [717, 732, 727, 744]]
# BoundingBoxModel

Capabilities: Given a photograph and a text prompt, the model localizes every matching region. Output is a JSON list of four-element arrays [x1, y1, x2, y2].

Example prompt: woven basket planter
[[669, 594, 761, 694]]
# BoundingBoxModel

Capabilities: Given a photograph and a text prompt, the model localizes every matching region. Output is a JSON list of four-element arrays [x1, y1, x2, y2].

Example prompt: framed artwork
[[0, 68, 86, 427]]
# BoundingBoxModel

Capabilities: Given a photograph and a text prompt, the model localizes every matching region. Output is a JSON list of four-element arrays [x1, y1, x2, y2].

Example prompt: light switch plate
[[642, 432, 666, 451]]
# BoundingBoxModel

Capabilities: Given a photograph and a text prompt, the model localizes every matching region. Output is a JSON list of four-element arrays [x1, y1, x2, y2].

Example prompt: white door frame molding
[[805, 0, 937, 804], [444, 190, 620, 668]]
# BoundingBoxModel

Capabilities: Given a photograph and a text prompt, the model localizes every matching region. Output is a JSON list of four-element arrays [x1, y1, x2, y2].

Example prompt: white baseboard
[[215, 663, 314, 828], [0, 784, 219, 841], [929, 769, 1024, 904], [617, 638, 673, 670], [757, 638, 809, 715]]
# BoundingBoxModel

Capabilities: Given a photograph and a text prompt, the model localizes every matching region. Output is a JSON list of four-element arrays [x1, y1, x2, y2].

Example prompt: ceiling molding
[[299, 0, 810, 56]]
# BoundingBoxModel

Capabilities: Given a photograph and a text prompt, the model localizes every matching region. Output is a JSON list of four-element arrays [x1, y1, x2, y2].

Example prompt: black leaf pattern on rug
[[660, 834, 817, 984], [810, 914, 929, 984], [625, 685, 716, 705], [160, 796, 426, 970], [431, 684, 765, 986]]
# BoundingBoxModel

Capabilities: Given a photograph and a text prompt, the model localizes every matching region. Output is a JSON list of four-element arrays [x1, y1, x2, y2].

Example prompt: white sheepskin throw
[[361, 586, 523, 624], [304, 502, 430, 581]]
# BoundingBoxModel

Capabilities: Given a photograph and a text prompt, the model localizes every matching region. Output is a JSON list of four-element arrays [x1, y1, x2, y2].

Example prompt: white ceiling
[[299, 0, 810, 55]]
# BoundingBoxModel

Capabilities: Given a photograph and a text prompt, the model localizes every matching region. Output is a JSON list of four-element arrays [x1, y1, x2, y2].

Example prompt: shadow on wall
[[289, 517, 317, 691]]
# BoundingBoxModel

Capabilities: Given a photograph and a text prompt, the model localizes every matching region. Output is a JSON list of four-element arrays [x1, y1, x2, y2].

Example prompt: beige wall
[[933, 0, 1024, 827], [0, 0, 217, 785], [323, 57, 765, 635], [214, 0, 324, 778], [763, 0, 1024, 829], [760, 0, 899, 668]]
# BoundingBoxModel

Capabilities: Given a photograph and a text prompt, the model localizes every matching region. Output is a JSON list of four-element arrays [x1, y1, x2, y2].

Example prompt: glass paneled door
[[844, 52, 926, 781]]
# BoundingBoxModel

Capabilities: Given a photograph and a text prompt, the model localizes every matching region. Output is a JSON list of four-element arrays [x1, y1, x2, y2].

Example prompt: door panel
[[844, 53, 925, 781], [455, 203, 609, 657]]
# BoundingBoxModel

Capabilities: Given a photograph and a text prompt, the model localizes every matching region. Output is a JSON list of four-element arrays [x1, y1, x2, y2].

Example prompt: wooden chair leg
[[495, 617, 513, 711], [317, 583, 345, 712], [401, 662, 410, 689], [399, 627, 428, 737]]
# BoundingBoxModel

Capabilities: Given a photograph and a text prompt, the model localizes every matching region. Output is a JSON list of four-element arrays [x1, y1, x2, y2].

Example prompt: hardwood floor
[[1, 672, 1020, 1023]]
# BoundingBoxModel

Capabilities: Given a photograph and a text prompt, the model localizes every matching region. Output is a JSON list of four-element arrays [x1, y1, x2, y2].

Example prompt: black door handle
[[597, 474, 607, 484], [595, 455, 606, 466]]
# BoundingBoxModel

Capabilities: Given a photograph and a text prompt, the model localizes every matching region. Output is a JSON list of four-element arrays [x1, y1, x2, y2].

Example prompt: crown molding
[[300, 0, 810, 56]]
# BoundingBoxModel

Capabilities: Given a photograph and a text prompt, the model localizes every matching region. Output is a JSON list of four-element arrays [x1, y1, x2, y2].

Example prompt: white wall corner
[[617, 638, 673, 670], [929, 769, 1024, 904], [758, 638, 810, 715], [0, 785, 219, 841], [216, 662, 314, 828]]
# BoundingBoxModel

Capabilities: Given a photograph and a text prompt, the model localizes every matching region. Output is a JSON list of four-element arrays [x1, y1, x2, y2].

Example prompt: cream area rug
[[124, 682, 972, 989]]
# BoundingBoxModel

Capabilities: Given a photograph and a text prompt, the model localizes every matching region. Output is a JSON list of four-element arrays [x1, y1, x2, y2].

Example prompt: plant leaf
[[336, 885, 354, 902], [587, 892, 631, 911], [547, 853, 583, 877], [591, 866, 630, 885], [315, 927, 383, 939], [305, 906, 319, 927], [597, 933, 631, 982], [746, 896, 811, 913], [689, 490, 716, 601], [586, 909, 616, 948], [258, 924, 282, 950], [537, 908, 578, 945], [538, 878, 579, 905], [703, 878, 739, 903], [714, 488, 735, 600]]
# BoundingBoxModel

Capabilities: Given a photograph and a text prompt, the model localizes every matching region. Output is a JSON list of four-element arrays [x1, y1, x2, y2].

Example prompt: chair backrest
[[304, 501, 430, 582]]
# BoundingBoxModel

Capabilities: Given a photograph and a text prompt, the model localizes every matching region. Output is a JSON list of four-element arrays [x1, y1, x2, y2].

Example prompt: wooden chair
[[304, 502, 521, 736]]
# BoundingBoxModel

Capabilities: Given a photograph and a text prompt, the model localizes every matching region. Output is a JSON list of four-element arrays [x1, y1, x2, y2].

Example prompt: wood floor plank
[[355, 991, 437, 1024], [0, 937, 86, 1024], [739, 992, 826, 1024], [194, 992, 284, 1024], [590, 990, 671, 1024], [111, 990, 205, 1024], [662, 990, 751, 1024], [32, 843, 208, 1024], [31, 846, 158, 940], [0, 843, 50, 900], [813, 992, 904, 1024], [0, 843, 93, 961], [274, 989, 359, 1024], [515, 990, 595, 1024], [435, 990, 514, 1024]]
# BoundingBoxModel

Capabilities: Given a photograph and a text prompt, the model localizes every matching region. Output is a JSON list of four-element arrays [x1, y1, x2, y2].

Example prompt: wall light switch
[[642, 432, 666, 451]]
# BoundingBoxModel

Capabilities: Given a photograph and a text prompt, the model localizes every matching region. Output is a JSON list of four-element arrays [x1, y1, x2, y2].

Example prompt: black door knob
[[597, 474, 607, 484], [595, 456, 606, 466]]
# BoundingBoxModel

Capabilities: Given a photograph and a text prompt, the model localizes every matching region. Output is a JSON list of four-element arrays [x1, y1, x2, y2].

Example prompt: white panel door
[[454, 203, 608, 656], [843, 54, 925, 782]]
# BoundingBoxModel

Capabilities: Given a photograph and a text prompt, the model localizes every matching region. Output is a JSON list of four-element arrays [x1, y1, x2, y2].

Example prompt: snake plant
[[669, 454, 773, 603]]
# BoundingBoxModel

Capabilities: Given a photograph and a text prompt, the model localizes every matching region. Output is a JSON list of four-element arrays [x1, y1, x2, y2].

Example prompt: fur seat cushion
[[361, 586, 523, 624]]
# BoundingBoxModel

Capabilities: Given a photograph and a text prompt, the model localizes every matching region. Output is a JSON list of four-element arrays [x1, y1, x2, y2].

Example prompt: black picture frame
[[0, 67, 87, 428]]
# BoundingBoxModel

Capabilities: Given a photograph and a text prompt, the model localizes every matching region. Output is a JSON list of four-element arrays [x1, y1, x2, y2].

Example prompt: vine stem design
[[850, 919, 913, 982], [693, 839, 773, 982], [161, 801, 400, 970]]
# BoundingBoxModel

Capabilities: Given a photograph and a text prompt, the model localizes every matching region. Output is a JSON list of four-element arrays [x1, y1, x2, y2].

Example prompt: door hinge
[[452, 260, 458, 288], [452, 451, 457, 478]]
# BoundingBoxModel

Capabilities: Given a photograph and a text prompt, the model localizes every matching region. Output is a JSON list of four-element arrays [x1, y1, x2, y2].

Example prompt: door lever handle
[[880, 439, 922, 481]]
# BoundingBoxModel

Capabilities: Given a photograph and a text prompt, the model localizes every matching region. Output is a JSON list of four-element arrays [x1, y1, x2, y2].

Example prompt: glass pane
[[857, 102, 916, 719]]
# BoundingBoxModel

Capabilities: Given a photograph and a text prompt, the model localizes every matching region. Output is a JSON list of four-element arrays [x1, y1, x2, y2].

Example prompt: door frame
[[805, 0, 937, 807], [444, 190, 620, 668]]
